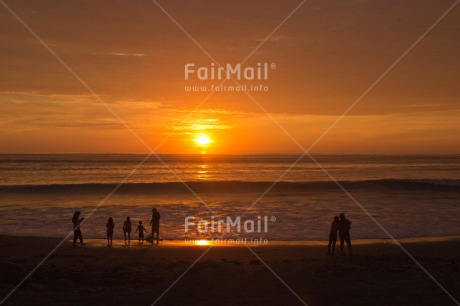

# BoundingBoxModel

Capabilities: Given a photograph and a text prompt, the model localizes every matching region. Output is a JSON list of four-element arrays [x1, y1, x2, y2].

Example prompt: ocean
[[0, 154, 459, 241]]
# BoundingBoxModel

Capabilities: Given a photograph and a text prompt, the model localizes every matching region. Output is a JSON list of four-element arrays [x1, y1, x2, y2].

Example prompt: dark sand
[[0, 235, 459, 305]]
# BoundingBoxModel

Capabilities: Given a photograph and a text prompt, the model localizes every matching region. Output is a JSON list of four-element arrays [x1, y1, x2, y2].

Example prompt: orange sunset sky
[[1, 0, 459, 154]]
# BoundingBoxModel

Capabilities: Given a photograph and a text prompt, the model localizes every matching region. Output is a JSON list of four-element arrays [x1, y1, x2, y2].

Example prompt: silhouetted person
[[327, 216, 340, 255], [339, 213, 352, 256], [150, 208, 161, 244], [72, 211, 84, 247], [107, 217, 114, 246], [135, 221, 147, 244], [123, 216, 132, 244]]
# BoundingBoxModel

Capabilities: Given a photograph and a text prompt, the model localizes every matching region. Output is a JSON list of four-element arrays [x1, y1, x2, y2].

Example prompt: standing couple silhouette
[[328, 213, 352, 256]]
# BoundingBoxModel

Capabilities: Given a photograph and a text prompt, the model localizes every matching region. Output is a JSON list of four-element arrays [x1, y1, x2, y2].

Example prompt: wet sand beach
[[0, 235, 459, 305]]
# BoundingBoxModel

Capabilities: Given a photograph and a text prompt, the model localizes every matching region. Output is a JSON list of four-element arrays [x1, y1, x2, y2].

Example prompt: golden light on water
[[195, 164, 209, 180], [195, 239, 211, 246]]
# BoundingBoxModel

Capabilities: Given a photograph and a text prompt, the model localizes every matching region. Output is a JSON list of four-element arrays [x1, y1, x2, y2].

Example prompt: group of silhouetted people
[[72, 208, 161, 247], [328, 213, 352, 256], [73, 209, 353, 252]]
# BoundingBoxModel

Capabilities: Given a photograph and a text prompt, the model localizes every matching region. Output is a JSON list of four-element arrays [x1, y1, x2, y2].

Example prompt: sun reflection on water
[[195, 164, 210, 180], [195, 239, 211, 246]]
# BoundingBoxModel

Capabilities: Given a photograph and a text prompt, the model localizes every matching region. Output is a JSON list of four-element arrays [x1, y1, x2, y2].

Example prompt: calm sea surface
[[0, 154, 459, 241]]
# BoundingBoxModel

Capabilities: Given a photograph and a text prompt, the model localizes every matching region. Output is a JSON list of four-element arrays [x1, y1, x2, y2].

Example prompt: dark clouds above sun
[[0, 0, 459, 153]]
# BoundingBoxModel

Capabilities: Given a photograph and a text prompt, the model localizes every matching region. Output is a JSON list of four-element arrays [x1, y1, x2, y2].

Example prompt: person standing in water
[[123, 216, 132, 244], [339, 213, 352, 256], [150, 208, 161, 245], [327, 216, 340, 255], [135, 221, 147, 244], [72, 211, 85, 247], [106, 217, 114, 246]]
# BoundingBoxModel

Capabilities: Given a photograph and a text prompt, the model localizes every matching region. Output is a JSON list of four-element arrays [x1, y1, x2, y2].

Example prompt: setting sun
[[195, 134, 212, 147]]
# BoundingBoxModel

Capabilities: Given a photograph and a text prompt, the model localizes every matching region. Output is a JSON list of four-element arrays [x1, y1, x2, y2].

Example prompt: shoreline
[[86, 235, 460, 247], [1, 234, 459, 305], [2, 234, 460, 246]]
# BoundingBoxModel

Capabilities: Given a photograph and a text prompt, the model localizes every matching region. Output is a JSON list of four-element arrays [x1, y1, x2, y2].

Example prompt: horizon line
[[1, 152, 460, 156]]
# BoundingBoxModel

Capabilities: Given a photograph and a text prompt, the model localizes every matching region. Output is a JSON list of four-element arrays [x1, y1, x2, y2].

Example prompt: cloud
[[109, 52, 146, 57], [1, 0, 459, 153]]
